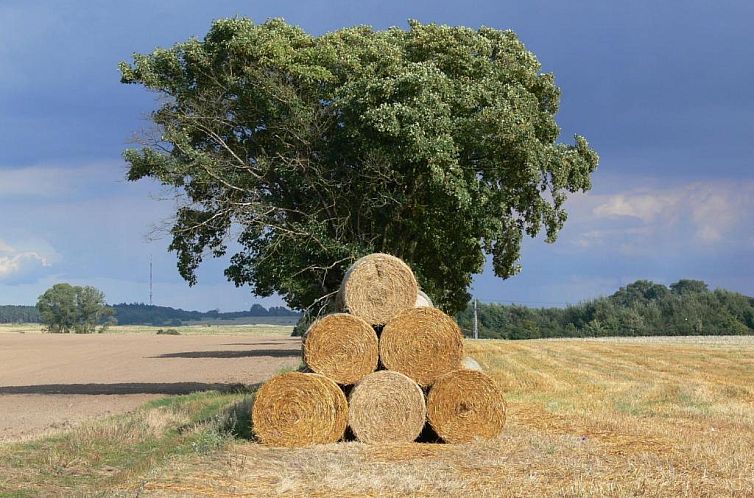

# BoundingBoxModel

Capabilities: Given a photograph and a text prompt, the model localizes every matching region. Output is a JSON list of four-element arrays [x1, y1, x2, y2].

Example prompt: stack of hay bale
[[252, 253, 506, 447]]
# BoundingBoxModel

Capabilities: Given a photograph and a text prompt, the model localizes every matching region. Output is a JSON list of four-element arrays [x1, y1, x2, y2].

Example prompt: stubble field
[[1, 334, 753, 496]]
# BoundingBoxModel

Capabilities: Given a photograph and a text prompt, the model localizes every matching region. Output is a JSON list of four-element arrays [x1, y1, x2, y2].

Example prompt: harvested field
[[0, 323, 294, 336], [0, 327, 299, 441], [2, 335, 754, 496], [144, 336, 754, 496]]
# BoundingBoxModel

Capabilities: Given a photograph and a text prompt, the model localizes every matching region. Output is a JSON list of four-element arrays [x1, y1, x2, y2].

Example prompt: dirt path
[[0, 333, 301, 441]]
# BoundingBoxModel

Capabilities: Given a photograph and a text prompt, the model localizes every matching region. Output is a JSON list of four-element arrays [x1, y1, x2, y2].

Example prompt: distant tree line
[[6, 279, 752, 337], [456, 280, 754, 339], [0, 302, 299, 326], [0, 305, 42, 323], [98, 303, 299, 326]]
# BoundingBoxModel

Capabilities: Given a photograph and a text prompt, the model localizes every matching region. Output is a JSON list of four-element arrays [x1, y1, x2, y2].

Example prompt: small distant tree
[[36, 284, 114, 333], [249, 304, 269, 316]]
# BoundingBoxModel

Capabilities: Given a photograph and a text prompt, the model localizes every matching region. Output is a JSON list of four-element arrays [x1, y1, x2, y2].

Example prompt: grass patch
[[156, 328, 180, 335], [0, 387, 258, 496]]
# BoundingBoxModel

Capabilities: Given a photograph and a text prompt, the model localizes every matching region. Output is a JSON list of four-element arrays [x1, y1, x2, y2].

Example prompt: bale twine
[[303, 313, 378, 385], [379, 307, 463, 387], [348, 370, 426, 444], [415, 290, 433, 308], [339, 253, 418, 325], [427, 369, 506, 443], [461, 356, 483, 371], [252, 372, 348, 447]]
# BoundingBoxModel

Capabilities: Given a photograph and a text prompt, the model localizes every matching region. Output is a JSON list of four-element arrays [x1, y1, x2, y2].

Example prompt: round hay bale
[[461, 356, 483, 371], [379, 307, 463, 387], [252, 372, 348, 447], [339, 253, 418, 325], [348, 370, 426, 444], [415, 290, 433, 308], [427, 369, 506, 443], [303, 313, 378, 385]]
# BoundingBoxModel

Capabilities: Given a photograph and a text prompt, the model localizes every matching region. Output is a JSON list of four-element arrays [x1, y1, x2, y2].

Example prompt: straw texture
[[379, 307, 464, 387], [303, 313, 378, 385], [339, 253, 418, 325], [461, 356, 483, 371], [415, 290, 433, 308], [427, 369, 506, 443], [348, 370, 426, 444], [252, 372, 348, 447]]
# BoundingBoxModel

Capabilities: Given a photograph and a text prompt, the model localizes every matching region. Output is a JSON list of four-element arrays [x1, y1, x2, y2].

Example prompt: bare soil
[[0, 332, 301, 441]]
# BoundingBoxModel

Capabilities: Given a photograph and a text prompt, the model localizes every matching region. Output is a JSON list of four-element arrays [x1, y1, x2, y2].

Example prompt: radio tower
[[473, 297, 479, 339], [149, 255, 153, 306]]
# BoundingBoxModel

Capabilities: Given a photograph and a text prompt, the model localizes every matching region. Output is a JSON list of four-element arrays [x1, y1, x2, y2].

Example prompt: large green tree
[[36, 283, 114, 333], [120, 18, 598, 313]]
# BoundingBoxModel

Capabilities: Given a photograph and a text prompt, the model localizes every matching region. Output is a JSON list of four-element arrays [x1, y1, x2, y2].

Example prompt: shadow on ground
[[151, 348, 300, 359], [221, 341, 298, 346], [0, 382, 253, 395]]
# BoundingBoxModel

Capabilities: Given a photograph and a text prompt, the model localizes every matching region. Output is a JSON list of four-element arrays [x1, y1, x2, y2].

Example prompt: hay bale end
[[303, 313, 378, 385], [252, 372, 348, 447], [379, 307, 463, 387], [339, 253, 418, 325], [348, 370, 426, 444], [427, 369, 506, 443]]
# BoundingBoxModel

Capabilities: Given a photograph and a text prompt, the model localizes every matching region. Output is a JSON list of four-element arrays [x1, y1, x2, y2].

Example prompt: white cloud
[[584, 180, 754, 247], [0, 240, 51, 280], [593, 192, 681, 222]]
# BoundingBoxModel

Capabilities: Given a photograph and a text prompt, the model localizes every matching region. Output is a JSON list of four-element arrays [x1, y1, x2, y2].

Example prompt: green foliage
[[35, 284, 114, 333], [111, 303, 298, 326], [0, 305, 41, 323], [457, 279, 754, 339], [670, 279, 709, 295], [291, 311, 314, 337], [156, 328, 181, 335], [120, 18, 598, 315]]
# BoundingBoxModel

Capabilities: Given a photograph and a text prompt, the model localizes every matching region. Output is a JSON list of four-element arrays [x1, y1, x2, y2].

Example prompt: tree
[[36, 284, 114, 333], [610, 280, 669, 307], [458, 279, 754, 339], [669, 279, 709, 296], [119, 18, 599, 314]]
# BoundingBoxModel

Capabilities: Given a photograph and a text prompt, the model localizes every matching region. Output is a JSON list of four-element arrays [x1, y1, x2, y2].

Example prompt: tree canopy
[[120, 18, 598, 313], [36, 283, 114, 333], [456, 279, 754, 339]]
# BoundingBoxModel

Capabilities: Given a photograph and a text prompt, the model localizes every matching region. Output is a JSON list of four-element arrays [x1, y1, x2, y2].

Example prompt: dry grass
[[0, 323, 293, 336], [0, 390, 257, 497], [3, 336, 754, 496], [144, 336, 754, 497]]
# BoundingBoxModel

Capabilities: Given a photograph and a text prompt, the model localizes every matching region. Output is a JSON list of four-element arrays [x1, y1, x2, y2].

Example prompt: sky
[[1, 0, 753, 310]]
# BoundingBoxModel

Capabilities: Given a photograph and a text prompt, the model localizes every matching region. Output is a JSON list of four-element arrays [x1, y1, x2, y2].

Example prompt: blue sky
[[1, 0, 753, 310]]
